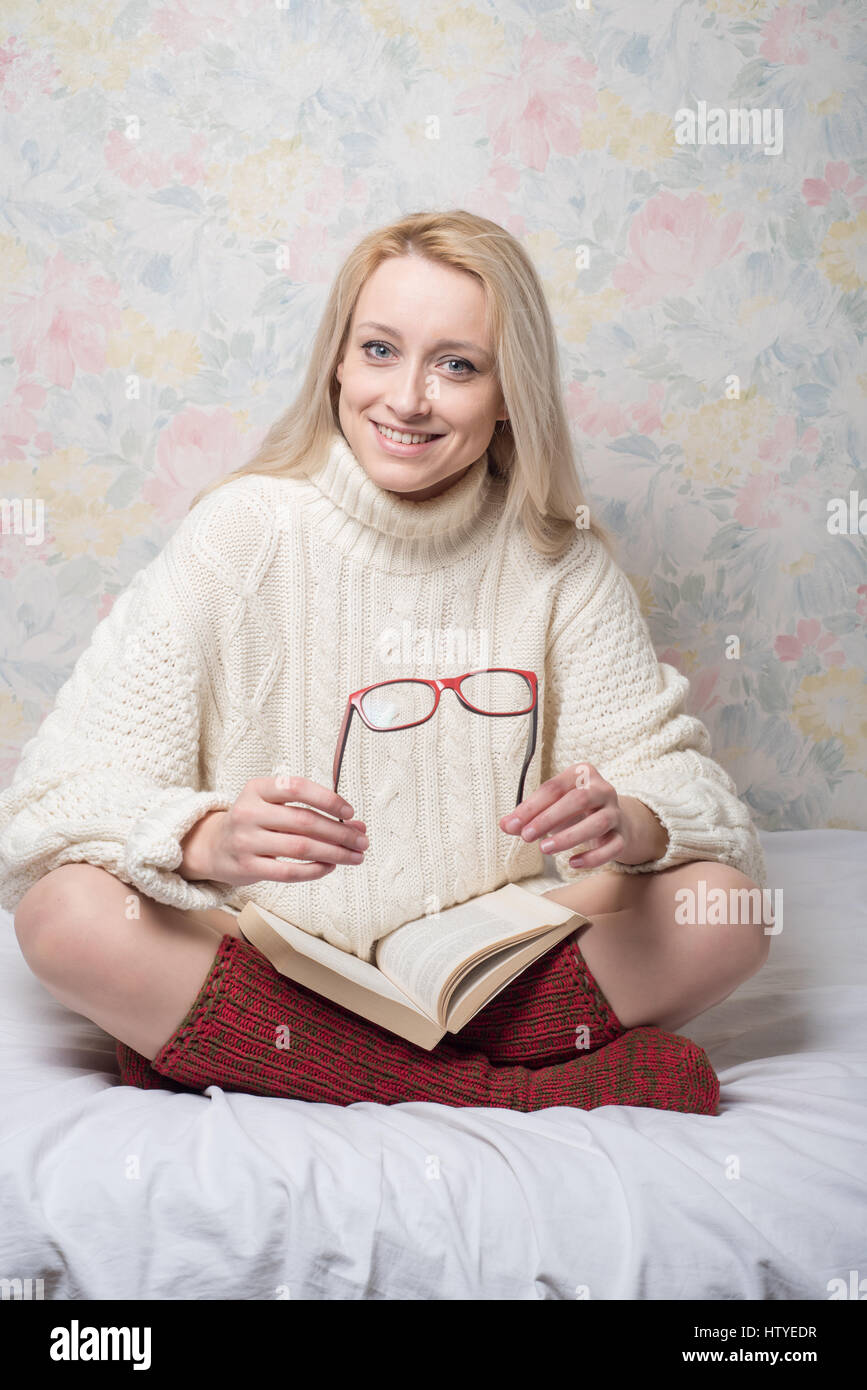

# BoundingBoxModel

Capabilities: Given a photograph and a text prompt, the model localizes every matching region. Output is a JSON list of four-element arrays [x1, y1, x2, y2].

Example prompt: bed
[[1, 827, 865, 1301]]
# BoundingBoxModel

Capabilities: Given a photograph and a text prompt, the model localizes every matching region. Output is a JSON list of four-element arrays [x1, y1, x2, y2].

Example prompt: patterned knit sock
[[450, 930, 625, 1068], [115, 1041, 194, 1093], [117, 934, 719, 1115]]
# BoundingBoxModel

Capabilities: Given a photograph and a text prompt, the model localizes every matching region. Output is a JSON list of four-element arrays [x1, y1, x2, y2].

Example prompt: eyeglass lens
[[359, 671, 532, 729]]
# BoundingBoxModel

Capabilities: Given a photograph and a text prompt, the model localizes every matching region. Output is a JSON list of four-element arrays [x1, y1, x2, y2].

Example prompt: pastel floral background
[[0, 0, 865, 830]]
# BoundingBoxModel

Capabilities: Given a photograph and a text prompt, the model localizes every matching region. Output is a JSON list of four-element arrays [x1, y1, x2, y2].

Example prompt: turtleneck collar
[[297, 428, 504, 573]]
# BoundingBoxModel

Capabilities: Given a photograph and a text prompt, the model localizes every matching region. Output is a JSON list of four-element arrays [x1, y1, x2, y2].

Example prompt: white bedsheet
[[1, 829, 865, 1300]]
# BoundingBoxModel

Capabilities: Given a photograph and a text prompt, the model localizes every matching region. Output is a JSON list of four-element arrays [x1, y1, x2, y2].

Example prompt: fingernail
[[522, 826, 538, 841], [539, 838, 555, 853], [340, 803, 353, 817], [503, 817, 521, 833]]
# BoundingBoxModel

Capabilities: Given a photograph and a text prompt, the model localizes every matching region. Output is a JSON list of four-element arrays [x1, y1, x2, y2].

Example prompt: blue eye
[[361, 342, 476, 375]]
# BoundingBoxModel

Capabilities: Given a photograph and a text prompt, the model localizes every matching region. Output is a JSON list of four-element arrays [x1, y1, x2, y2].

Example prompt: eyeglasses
[[333, 668, 538, 813]]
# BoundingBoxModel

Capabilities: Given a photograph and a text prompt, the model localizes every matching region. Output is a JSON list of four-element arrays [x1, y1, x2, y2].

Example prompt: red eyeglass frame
[[332, 668, 538, 813]]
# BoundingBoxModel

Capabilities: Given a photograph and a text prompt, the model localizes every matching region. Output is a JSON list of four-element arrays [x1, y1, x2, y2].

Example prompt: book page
[[238, 903, 446, 1049], [242, 904, 416, 1009], [375, 884, 580, 1023], [445, 916, 579, 1034]]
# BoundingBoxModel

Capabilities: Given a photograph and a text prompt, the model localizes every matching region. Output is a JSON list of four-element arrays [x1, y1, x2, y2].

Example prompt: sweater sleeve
[[543, 543, 767, 889], [0, 506, 237, 915]]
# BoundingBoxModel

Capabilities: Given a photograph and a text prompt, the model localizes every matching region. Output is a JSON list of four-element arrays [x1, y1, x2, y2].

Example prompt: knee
[[690, 866, 771, 982], [14, 864, 117, 982]]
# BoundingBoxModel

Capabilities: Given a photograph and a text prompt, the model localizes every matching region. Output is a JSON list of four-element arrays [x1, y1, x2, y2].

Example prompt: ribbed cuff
[[616, 785, 766, 885], [551, 783, 767, 887], [123, 788, 236, 910]]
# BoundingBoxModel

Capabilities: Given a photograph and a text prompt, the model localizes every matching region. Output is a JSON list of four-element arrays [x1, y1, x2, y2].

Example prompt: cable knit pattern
[[0, 427, 766, 955]]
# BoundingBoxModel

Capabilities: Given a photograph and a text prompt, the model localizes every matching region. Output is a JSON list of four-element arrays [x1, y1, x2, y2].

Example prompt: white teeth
[[376, 422, 437, 445]]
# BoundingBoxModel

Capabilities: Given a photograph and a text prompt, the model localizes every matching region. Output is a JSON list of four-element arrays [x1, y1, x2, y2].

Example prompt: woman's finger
[[257, 803, 367, 849], [537, 806, 617, 854], [518, 785, 608, 842], [242, 855, 340, 883], [567, 829, 625, 868], [258, 774, 359, 825], [499, 764, 596, 833], [244, 827, 367, 866]]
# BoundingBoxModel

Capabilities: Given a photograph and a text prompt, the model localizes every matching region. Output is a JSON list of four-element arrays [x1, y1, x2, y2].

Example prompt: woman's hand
[[180, 775, 369, 886], [498, 762, 659, 870]]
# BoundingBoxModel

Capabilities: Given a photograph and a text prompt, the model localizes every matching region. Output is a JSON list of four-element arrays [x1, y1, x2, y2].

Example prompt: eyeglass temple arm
[[515, 701, 538, 808], [332, 703, 356, 816]]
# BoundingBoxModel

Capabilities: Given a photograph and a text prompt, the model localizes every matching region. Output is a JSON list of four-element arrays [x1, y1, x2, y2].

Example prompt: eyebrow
[[355, 321, 492, 362]]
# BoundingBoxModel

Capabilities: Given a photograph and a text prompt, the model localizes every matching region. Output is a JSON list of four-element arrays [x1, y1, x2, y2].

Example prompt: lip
[[369, 417, 445, 456]]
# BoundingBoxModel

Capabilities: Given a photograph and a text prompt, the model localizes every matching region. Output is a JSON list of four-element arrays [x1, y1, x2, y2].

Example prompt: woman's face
[[335, 255, 508, 501]]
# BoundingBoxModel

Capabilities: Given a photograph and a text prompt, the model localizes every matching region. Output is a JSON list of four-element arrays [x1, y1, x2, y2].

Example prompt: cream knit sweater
[[0, 428, 766, 961]]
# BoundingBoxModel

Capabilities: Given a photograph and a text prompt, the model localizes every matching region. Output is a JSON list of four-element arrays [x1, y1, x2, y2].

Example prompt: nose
[[384, 359, 434, 420]]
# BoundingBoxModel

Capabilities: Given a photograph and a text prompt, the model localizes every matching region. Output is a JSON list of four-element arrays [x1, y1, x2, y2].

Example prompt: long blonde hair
[[190, 209, 614, 560]]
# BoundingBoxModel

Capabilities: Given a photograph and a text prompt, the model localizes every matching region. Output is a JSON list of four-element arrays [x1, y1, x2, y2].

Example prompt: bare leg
[[13, 864, 244, 1061], [13, 860, 769, 1068], [541, 861, 771, 1032]]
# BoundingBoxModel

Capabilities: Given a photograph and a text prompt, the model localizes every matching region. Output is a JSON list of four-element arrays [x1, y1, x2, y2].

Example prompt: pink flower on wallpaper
[[747, 416, 824, 536], [569, 381, 664, 438], [659, 647, 686, 673], [0, 36, 19, 86], [569, 383, 629, 437], [803, 160, 867, 210], [304, 164, 373, 219], [142, 406, 252, 522], [733, 471, 807, 530], [775, 619, 845, 666], [466, 165, 527, 240], [630, 383, 664, 435], [0, 379, 51, 461], [456, 33, 597, 172], [757, 415, 820, 467], [613, 192, 744, 308], [151, 0, 248, 54], [688, 666, 723, 714], [4, 252, 123, 390], [277, 219, 372, 284], [0, 35, 59, 113], [104, 129, 208, 189], [759, 4, 810, 64], [97, 592, 117, 623]]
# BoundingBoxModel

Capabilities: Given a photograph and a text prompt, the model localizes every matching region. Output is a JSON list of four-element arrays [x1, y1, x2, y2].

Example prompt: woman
[[2, 210, 769, 1114]]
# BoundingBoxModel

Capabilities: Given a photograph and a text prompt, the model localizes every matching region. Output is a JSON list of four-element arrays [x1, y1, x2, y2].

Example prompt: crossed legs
[[12, 859, 769, 1060]]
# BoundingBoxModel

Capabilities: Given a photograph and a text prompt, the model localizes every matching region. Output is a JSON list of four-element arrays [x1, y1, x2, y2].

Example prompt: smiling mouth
[[372, 420, 444, 444]]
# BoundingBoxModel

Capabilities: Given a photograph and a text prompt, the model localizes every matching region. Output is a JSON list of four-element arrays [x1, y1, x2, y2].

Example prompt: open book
[[237, 884, 588, 1050]]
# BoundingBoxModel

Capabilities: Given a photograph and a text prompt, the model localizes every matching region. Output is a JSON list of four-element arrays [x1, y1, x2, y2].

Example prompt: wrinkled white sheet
[[1, 829, 865, 1300]]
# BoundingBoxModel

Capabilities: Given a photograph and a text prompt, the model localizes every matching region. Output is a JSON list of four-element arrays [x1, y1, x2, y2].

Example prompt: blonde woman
[[2, 211, 769, 1113]]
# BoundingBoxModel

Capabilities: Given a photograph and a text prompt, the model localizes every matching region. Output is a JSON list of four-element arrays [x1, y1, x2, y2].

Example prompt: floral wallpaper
[[0, 0, 865, 831]]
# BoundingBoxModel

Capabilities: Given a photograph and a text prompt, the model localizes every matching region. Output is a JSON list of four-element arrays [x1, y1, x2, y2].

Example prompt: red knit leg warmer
[[450, 930, 625, 1067], [115, 934, 719, 1115]]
